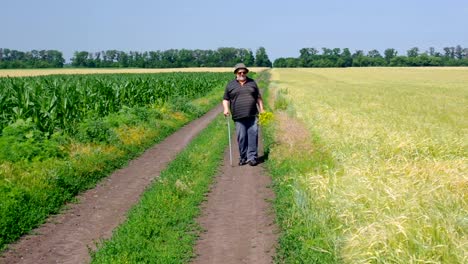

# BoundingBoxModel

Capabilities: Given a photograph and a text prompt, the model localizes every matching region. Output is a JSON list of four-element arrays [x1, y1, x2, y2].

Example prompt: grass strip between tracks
[[91, 114, 228, 263]]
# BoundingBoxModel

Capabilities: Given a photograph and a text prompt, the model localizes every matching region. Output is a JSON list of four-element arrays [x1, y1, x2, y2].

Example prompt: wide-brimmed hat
[[233, 63, 249, 73]]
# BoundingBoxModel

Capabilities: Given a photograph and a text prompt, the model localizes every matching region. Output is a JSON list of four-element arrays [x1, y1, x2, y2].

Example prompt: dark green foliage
[[0, 48, 65, 68], [0, 47, 265, 69], [76, 118, 116, 143], [255, 47, 272, 67], [0, 119, 65, 162], [70, 47, 261, 68], [0, 185, 48, 247], [273, 45, 468, 67]]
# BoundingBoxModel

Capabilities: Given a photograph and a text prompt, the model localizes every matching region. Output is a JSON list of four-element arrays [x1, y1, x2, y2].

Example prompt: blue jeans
[[235, 116, 258, 162]]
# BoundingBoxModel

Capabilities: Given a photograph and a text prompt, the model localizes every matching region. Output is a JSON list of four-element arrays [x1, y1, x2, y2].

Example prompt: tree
[[85, 53, 96, 68], [148, 51, 162, 67], [299, 48, 318, 67], [273, 57, 300, 67], [407, 47, 419, 58], [161, 49, 178, 67], [237, 49, 255, 66], [443, 47, 455, 58], [254, 47, 272, 67], [71, 51, 89, 67], [320, 48, 331, 57], [351, 50, 367, 67], [340, 48, 352, 67], [118, 51, 129, 67], [203, 50, 219, 67], [368, 49, 382, 58], [390, 56, 408, 66], [352, 50, 364, 58], [217, 47, 238, 66], [384, 48, 397, 63], [455, 45, 464, 59], [178, 49, 195, 67], [46, 50, 65, 67], [94, 52, 101, 67]]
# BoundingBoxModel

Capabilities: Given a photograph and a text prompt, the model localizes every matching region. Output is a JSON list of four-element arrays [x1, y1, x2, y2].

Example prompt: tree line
[[2, 46, 468, 69], [70, 47, 272, 68], [0, 47, 272, 69], [0, 49, 65, 68], [274, 45, 468, 67]]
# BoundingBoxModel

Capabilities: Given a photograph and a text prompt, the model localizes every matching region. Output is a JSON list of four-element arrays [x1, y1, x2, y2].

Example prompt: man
[[223, 63, 264, 166]]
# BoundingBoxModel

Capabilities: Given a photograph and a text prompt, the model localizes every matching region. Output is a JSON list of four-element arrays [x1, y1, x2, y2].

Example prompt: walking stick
[[226, 116, 233, 166]]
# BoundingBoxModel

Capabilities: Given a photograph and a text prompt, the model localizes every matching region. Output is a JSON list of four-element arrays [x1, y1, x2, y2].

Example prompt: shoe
[[238, 159, 247, 166], [248, 159, 258, 166]]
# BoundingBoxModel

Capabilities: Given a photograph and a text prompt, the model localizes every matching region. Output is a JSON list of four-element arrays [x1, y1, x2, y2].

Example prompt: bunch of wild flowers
[[259, 111, 274, 126]]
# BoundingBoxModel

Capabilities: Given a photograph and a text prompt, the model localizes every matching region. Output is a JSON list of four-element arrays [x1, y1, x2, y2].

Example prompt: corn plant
[[0, 72, 231, 135]]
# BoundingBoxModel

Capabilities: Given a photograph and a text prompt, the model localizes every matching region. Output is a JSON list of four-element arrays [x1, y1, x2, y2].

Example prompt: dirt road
[[1, 105, 277, 263], [191, 131, 277, 264]]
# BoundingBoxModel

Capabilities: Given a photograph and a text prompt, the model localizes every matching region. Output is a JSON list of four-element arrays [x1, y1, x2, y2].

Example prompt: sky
[[2, 0, 467, 62]]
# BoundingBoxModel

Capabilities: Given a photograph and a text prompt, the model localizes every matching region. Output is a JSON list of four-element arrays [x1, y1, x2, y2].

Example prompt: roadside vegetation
[[0, 72, 231, 250], [263, 68, 467, 263]]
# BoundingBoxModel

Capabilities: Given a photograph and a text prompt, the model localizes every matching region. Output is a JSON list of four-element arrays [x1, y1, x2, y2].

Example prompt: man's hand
[[224, 109, 230, 116]]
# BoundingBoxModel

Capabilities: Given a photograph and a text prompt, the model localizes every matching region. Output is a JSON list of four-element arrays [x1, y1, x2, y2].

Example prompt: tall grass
[[268, 68, 467, 263]]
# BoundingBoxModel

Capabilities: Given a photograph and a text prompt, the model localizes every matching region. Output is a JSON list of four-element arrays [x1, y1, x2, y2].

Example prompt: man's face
[[236, 70, 247, 81]]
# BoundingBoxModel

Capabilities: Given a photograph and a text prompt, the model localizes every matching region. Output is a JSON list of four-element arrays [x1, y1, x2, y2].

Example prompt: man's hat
[[234, 63, 249, 73]]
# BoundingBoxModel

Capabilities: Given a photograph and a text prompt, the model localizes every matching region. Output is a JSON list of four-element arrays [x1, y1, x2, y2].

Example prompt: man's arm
[[223, 99, 230, 116], [257, 97, 264, 113]]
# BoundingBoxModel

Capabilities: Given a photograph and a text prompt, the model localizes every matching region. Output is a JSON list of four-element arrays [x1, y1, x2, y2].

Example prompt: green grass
[[90, 115, 228, 263], [265, 67, 467, 263]]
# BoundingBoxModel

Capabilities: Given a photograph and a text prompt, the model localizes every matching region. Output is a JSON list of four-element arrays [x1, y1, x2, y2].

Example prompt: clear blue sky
[[2, 0, 467, 62]]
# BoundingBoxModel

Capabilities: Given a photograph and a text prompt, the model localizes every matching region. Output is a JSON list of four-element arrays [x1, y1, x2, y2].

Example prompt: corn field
[[0, 72, 231, 135]]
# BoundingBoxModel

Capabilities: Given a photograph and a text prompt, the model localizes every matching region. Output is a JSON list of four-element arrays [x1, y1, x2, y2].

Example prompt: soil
[[0, 104, 277, 264]]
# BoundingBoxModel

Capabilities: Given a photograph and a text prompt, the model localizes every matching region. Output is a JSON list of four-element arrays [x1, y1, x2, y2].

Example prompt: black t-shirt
[[223, 77, 261, 120]]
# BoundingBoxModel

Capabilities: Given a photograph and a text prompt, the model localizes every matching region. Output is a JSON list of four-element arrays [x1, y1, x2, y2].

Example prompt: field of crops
[[0, 71, 232, 249], [266, 67, 467, 263], [0, 72, 229, 134], [2, 67, 466, 263]]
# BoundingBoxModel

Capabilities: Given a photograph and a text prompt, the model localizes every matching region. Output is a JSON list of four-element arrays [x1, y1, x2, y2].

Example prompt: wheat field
[[270, 67, 467, 263]]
